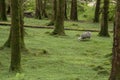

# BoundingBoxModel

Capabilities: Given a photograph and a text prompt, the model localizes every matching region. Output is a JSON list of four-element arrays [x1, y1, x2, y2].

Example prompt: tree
[[35, 0, 42, 19], [98, 0, 109, 37], [70, 0, 78, 21], [42, 0, 48, 18], [2, 0, 25, 49], [52, 0, 65, 35], [64, 0, 68, 19], [93, 0, 101, 23], [109, 0, 120, 79], [47, 0, 57, 26], [0, 0, 7, 21], [10, 0, 22, 72]]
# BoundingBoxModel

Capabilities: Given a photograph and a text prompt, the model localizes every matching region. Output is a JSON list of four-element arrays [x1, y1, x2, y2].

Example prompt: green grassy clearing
[[0, 24, 112, 80]]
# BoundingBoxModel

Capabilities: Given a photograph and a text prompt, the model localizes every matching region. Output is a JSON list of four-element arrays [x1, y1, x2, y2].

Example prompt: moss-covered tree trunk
[[10, 0, 21, 72], [47, 0, 57, 26], [109, 0, 120, 80], [93, 0, 101, 23], [70, 0, 78, 21], [98, 0, 109, 37], [2, 0, 25, 49], [0, 0, 7, 21], [35, 0, 42, 19], [52, 0, 65, 35]]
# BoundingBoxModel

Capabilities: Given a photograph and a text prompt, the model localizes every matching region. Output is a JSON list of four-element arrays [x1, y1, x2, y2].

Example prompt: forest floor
[[0, 19, 113, 80]]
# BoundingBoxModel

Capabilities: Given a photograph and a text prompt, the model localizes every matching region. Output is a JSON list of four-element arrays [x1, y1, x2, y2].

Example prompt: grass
[[6, 17, 113, 31], [0, 24, 112, 80]]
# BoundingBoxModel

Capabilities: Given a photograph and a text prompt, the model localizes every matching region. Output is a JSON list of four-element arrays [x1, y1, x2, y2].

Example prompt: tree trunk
[[93, 0, 101, 23], [0, 0, 7, 21], [7, 5, 11, 15], [35, 0, 42, 19], [70, 0, 78, 21], [42, 0, 48, 18], [98, 0, 109, 37], [64, 0, 68, 20], [47, 0, 57, 26], [109, 0, 120, 80], [2, 0, 25, 49], [52, 0, 65, 35], [20, 0, 25, 49], [10, 0, 21, 72]]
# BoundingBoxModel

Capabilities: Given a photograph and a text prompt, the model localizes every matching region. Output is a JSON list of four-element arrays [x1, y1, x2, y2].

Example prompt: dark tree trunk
[[20, 0, 25, 49], [52, 0, 65, 35], [98, 0, 109, 37], [0, 0, 7, 21], [42, 0, 48, 18], [47, 0, 57, 26], [64, 0, 68, 20], [7, 5, 11, 15], [93, 0, 101, 23], [10, 0, 21, 72], [35, 0, 42, 19], [109, 0, 120, 80], [70, 0, 78, 21]]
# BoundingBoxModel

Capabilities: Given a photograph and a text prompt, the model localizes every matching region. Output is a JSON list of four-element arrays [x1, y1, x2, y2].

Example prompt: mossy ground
[[0, 19, 113, 80]]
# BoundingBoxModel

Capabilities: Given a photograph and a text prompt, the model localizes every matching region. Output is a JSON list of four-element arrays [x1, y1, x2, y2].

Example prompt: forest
[[0, 0, 119, 80]]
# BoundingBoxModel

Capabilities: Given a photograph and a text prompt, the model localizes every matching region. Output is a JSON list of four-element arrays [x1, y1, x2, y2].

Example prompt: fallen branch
[[0, 22, 113, 32]]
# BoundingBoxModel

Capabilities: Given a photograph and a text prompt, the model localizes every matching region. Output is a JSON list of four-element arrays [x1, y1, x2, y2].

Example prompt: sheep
[[78, 31, 91, 40]]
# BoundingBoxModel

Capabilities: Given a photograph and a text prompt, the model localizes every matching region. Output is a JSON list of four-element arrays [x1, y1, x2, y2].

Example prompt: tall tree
[[47, 0, 57, 26], [70, 0, 78, 21], [10, 0, 21, 72], [93, 0, 101, 23], [98, 0, 109, 37], [0, 0, 7, 21], [35, 0, 42, 19], [52, 0, 65, 35], [109, 0, 120, 80]]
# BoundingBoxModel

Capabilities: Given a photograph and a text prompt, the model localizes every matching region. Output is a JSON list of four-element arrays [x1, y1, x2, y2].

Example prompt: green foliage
[[24, 0, 35, 12], [109, 3, 116, 21], [78, 5, 94, 20], [0, 24, 112, 80]]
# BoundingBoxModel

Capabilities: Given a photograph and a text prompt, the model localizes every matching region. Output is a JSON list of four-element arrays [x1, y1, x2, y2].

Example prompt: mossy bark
[[109, 0, 120, 80], [0, 0, 7, 21], [35, 0, 42, 19], [93, 0, 101, 23], [70, 0, 78, 21], [10, 0, 21, 72], [52, 0, 65, 35], [98, 0, 109, 37]]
